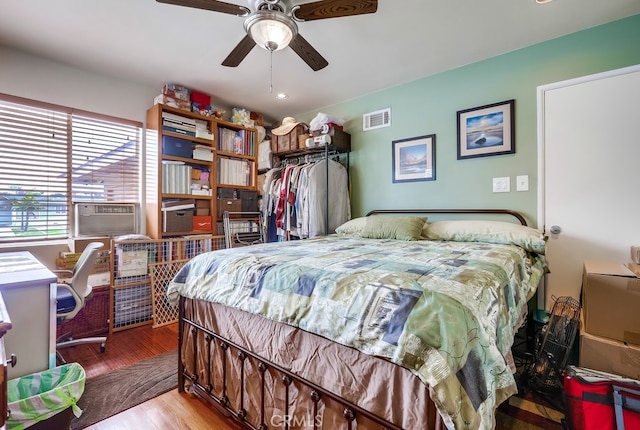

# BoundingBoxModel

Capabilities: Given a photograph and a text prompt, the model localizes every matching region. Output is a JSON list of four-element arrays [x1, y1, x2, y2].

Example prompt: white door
[[538, 65, 640, 309]]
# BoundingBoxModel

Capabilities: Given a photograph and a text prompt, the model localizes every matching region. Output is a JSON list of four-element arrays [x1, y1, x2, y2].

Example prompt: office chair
[[54, 241, 107, 363]]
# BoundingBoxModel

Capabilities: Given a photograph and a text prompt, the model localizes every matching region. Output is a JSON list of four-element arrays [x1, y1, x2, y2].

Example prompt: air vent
[[363, 108, 391, 131]]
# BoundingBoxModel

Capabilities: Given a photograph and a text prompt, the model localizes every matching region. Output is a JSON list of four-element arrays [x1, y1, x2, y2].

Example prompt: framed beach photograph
[[392, 134, 436, 183], [457, 99, 515, 160]]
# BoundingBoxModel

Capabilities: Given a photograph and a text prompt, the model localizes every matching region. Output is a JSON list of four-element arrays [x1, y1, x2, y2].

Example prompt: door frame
[[535, 63, 640, 310]]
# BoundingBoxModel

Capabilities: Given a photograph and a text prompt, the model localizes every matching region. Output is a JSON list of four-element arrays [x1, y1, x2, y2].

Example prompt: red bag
[[564, 365, 640, 430]]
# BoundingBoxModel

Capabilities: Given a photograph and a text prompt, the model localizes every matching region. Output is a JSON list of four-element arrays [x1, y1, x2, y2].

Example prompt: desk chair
[[54, 242, 107, 363]]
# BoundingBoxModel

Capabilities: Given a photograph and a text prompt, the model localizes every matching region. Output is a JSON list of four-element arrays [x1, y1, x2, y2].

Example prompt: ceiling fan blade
[[289, 34, 328, 71], [293, 0, 377, 21], [155, 0, 249, 16], [222, 35, 256, 67]]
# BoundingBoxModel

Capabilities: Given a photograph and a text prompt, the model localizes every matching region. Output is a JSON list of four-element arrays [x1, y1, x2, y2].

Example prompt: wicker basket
[[56, 285, 109, 339]]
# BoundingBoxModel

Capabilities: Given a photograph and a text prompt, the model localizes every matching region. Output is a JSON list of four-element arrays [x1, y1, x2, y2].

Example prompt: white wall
[[0, 46, 158, 267], [0, 46, 157, 122]]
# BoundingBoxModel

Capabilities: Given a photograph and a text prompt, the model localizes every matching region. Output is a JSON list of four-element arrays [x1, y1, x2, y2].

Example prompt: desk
[[0, 251, 56, 379]]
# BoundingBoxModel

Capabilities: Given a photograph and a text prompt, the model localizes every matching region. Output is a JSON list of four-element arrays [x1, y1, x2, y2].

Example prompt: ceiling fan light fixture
[[244, 10, 298, 52]]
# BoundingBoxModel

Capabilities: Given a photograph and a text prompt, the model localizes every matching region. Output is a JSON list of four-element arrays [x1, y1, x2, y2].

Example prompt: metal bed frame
[[177, 209, 531, 429]]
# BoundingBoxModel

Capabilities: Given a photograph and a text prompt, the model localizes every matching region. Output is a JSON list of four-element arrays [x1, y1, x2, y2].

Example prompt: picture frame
[[457, 99, 515, 160], [392, 134, 436, 183]]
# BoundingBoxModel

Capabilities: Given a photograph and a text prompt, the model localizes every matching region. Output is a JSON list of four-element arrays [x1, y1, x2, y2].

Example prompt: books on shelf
[[163, 111, 197, 137], [217, 157, 254, 186], [218, 127, 237, 153], [162, 124, 196, 137], [218, 127, 256, 156], [163, 111, 196, 127]]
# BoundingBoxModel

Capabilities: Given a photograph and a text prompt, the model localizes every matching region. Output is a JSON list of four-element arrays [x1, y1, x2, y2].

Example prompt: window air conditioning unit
[[74, 203, 139, 237]]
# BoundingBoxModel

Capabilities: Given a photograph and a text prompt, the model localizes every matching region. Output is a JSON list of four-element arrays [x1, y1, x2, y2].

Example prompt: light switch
[[492, 177, 510, 193], [516, 175, 529, 192]]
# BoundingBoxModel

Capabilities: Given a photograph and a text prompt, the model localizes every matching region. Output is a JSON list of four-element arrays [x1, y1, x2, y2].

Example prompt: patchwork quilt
[[167, 235, 547, 429]]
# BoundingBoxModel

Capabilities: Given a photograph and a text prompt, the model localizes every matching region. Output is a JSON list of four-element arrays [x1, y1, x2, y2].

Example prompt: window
[[0, 94, 142, 242]]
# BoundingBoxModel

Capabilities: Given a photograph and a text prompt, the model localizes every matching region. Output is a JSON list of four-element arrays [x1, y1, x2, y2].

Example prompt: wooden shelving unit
[[146, 104, 257, 239]]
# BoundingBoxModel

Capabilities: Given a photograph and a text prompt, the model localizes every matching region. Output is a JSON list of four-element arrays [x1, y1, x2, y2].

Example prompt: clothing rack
[[270, 144, 350, 240], [281, 149, 344, 166]]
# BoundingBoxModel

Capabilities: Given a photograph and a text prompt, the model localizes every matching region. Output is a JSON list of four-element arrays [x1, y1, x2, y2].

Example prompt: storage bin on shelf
[[271, 117, 309, 154]]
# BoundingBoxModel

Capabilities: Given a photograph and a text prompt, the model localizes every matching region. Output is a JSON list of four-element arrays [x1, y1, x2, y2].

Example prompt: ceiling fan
[[156, 0, 378, 71]]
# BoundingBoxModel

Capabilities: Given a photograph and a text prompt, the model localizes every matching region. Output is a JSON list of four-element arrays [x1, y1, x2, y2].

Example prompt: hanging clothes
[[298, 158, 350, 238], [261, 168, 282, 242], [262, 156, 350, 241]]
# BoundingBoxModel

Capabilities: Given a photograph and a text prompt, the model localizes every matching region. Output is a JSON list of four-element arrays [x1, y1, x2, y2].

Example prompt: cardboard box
[[257, 173, 266, 196], [580, 331, 640, 380], [196, 200, 210, 216], [154, 94, 191, 112], [68, 236, 111, 253], [582, 260, 640, 345], [193, 215, 212, 231], [88, 271, 111, 288], [162, 83, 190, 101]]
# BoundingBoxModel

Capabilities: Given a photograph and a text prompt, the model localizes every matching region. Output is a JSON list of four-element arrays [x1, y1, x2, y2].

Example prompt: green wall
[[299, 14, 640, 226]]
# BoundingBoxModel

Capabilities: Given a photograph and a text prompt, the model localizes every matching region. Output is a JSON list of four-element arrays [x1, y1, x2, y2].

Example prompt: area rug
[[70, 350, 178, 430]]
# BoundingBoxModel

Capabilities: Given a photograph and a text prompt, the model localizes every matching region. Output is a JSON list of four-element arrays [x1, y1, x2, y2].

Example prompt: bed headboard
[[365, 209, 528, 226]]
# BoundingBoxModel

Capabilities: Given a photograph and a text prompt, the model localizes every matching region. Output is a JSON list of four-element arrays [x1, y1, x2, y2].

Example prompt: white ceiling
[[1, 1, 639, 124]]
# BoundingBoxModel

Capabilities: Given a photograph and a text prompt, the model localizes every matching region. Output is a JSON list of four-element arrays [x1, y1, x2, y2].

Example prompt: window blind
[[0, 94, 141, 242]]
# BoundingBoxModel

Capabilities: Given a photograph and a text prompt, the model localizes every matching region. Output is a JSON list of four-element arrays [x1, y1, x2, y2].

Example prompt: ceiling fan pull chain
[[269, 50, 273, 94]]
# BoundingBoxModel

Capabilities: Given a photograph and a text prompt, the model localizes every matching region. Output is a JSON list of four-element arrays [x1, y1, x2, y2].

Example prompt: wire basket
[[526, 295, 581, 394]]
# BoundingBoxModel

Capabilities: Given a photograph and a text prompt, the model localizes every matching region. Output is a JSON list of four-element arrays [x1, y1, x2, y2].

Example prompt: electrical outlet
[[492, 177, 510, 193], [516, 175, 529, 192]]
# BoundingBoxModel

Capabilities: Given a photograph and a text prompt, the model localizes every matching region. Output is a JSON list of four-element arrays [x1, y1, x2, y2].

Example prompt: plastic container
[[7, 363, 85, 430]]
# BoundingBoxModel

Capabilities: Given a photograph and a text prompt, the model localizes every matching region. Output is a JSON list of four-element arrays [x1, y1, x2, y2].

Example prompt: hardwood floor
[[59, 322, 244, 430]]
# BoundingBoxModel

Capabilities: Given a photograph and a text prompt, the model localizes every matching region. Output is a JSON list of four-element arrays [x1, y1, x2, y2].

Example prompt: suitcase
[[564, 365, 640, 430]]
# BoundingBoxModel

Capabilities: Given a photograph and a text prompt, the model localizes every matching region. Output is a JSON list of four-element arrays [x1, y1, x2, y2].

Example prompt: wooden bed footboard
[[178, 297, 441, 430]]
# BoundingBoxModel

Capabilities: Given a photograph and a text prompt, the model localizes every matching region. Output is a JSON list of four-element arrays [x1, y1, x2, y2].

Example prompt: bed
[[167, 209, 548, 429]]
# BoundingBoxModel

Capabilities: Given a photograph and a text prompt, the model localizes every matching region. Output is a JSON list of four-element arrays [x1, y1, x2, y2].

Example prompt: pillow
[[424, 220, 546, 254], [335, 217, 368, 236], [360, 215, 427, 241]]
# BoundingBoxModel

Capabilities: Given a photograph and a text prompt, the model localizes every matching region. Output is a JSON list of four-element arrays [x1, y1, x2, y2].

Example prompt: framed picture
[[457, 99, 515, 160], [392, 134, 436, 183]]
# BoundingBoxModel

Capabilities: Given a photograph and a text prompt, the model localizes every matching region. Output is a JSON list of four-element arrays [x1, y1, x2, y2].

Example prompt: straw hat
[[272, 117, 304, 136]]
